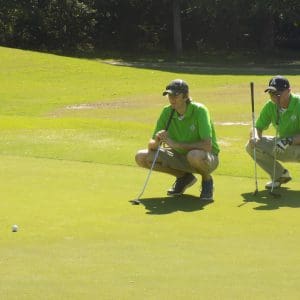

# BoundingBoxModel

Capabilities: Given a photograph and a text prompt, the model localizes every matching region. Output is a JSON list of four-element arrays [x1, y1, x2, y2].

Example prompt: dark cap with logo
[[163, 79, 189, 96], [264, 75, 290, 92]]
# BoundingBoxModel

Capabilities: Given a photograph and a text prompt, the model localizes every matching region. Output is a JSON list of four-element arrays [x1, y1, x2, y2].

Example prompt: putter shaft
[[132, 109, 175, 205]]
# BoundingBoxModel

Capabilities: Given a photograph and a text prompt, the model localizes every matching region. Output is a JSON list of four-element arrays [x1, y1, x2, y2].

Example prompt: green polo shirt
[[152, 101, 220, 155], [256, 93, 300, 138]]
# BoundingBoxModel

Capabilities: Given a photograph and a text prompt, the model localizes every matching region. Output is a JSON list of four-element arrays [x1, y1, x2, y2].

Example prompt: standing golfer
[[135, 79, 220, 201], [246, 75, 300, 189]]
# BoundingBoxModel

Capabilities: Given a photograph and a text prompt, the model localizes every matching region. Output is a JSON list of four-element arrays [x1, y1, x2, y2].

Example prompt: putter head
[[130, 199, 141, 205], [252, 189, 258, 196]]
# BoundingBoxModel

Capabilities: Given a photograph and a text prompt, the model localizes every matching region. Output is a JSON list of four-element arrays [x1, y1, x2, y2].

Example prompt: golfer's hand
[[249, 134, 260, 147], [250, 137, 259, 146], [275, 137, 293, 153], [156, 130, 168, 142], [249, 129, 260, 147]]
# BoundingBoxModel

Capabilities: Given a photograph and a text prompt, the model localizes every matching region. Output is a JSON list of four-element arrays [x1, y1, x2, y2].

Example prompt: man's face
[[167, 93, 186, 110], [268, 88, 290, 105], [168, 94, 187, 111]]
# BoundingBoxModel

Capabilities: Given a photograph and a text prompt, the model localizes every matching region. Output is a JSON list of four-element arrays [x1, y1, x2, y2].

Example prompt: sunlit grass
[[1, 46, 300, 299]]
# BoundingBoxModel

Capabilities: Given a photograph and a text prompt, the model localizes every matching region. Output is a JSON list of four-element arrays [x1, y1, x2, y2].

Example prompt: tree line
[[0, 0, 299, 55]]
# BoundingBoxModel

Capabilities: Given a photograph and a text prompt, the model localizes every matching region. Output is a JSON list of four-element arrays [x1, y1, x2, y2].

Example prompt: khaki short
[[150, 147, 219, 174], [246, 136, 300, 178]]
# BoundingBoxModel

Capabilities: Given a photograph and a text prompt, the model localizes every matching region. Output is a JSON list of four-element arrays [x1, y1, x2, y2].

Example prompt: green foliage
[[0, 0, 300, 53], [0, 0, 97, 52]]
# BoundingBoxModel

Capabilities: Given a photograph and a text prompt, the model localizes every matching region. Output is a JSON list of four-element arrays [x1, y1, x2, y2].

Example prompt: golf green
[[0, 155, 300, 299]]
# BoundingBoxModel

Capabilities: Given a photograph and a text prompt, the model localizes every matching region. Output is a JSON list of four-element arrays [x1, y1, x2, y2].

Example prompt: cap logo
[[270, 78, 277, 86]]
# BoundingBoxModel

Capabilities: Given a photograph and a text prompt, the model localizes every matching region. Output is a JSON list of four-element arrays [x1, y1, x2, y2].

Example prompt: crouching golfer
[[246, 75, 300, 189], [135, 79, 220, 201]]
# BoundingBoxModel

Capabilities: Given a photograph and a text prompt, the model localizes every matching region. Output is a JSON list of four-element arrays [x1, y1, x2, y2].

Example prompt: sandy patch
[[215, 121, 250, 126], [65, 101, 134, 110]]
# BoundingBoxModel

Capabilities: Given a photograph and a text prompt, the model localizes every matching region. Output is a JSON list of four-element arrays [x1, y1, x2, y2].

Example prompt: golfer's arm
[[169, 138, 212, 152]]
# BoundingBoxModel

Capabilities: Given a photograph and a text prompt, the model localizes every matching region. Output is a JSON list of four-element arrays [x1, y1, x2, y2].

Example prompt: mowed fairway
[[1, 46, 300, 299]]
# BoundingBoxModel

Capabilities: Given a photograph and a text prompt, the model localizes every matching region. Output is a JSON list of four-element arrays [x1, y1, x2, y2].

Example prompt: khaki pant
[[246, 136, 300, 179], [148, 147, 219, 175]]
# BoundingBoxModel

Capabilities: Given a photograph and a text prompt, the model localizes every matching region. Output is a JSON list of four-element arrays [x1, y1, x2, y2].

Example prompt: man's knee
[[135, 149, 148, 167], [245, 141, 253, 155], [186, 149, 207, 165], [246, 140, 268, 157]]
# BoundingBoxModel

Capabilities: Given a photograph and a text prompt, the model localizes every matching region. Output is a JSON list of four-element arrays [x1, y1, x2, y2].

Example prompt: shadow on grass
[[131, 195, 213, 215], [102, 61, 300, 76], [69, 48, 300, 76], [12, 46, 300, 75], [240, 188, 300, 210]]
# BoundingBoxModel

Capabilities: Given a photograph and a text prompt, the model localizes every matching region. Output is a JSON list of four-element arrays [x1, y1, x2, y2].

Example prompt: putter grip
[[250, 82, 254, 113], [165, 109, 175, 131]]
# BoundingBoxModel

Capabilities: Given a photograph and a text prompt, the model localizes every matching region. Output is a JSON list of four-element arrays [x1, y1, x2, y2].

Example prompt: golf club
[[250, 82, 258, 196], [269, 101, 281, 198], [131, 109, 175, 205]]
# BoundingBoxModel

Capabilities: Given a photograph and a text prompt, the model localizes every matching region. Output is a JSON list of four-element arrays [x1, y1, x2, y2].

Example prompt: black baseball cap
[[163, 79, 189, 96], [264, 75, 290, 92]]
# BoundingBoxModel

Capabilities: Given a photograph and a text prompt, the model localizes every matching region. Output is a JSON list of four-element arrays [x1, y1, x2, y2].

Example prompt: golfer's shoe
[[265, 169, 292, 189], [167, 173, 197, 196], [200, 178, 214, 201]]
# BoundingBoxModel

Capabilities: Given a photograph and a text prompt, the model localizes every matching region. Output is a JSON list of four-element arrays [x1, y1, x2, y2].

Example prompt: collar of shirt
[[176, 102, 193, 119]]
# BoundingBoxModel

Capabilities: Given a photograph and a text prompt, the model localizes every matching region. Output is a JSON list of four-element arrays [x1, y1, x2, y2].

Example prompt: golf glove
[[275, 137, 293, 153]]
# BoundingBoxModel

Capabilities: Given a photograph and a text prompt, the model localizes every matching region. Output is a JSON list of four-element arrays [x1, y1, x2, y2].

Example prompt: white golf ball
[[12, 225, 19, 232]]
